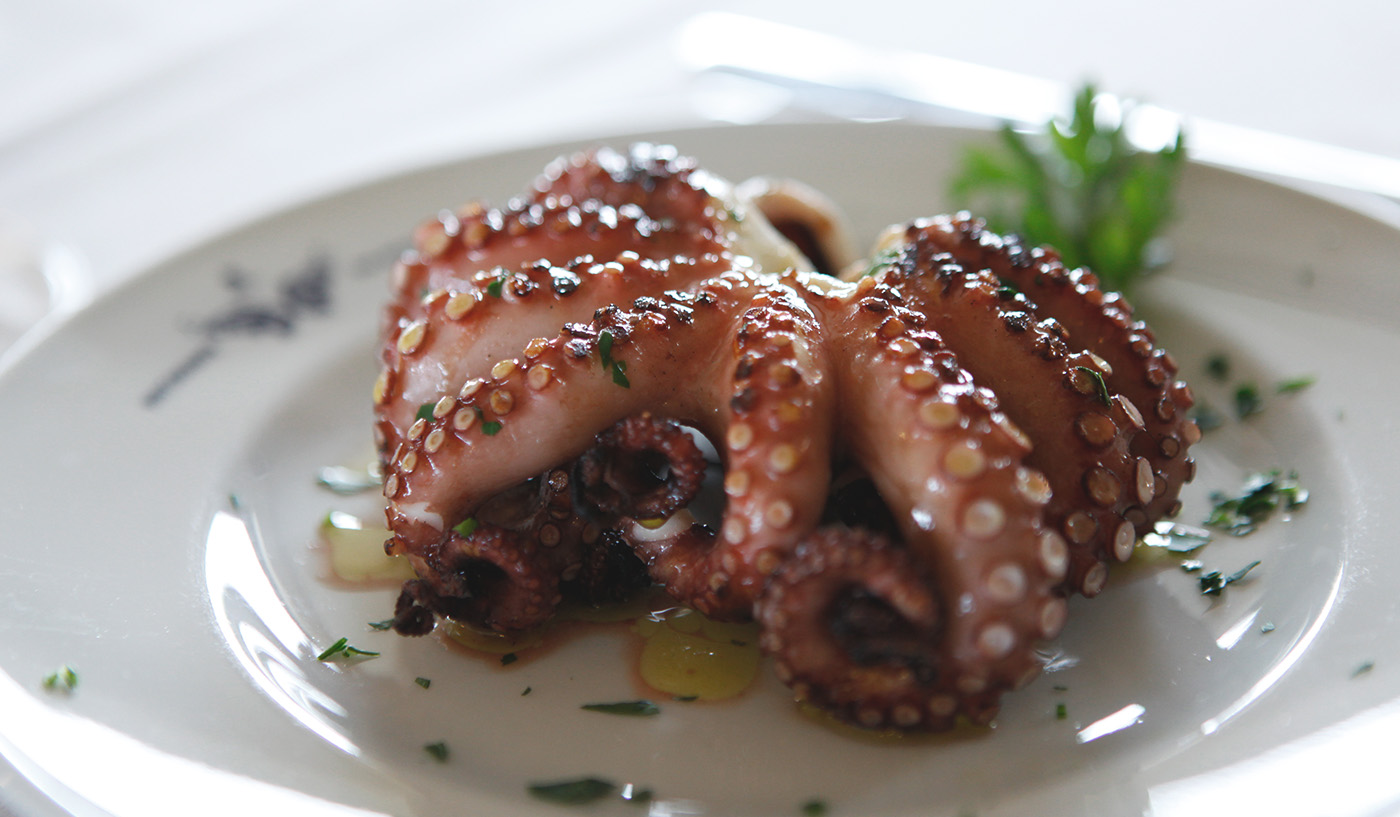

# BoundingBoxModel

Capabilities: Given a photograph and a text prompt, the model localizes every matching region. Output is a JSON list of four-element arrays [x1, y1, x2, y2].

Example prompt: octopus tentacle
[[403, 523, 562, 634], [755, 283, 1063, 729], [572, 414, 708, 521], [385, 268, 835, 621], [907, 213, 1201, 530], [875, 229, 1141, 596]]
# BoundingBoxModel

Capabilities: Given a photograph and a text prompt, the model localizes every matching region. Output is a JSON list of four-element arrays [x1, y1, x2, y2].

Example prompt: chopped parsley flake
[[522, 686, 533, 696], [1055, 703, 1068, 720], [486, 276, 505, 298], [862, 247, 901, 278], [1205, 354, 1231, 381], [1234, 384, 1263, 419], [424, 742, 450, 762], [368, 619, 394, 631], [42, 665, 78, 692], [1190, 402, 1226, 433], [452, 517, 479, 538], [415, 402, 436, 421], [527, 777, 617, 805], [1260, 622, 1276, 634], [673, 694, 699, 702], [1205, 470, 1308, 536], [801, 799, 829, 816], [415, 677, 431, 689], [1353, 661, 1376, 678], [316, 638, 380, 662], [500, 652, 518, 666], [581, 700, 660, 717], [1198, 560, 1261, 596], [481, 419, 503, 435], [1276, 375, 1317, 394], [597, 330, 631, 388], [1074, 366, 1112, 407]]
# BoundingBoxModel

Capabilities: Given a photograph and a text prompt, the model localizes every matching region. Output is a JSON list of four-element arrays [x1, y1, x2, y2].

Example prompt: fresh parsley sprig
[[949, 83, 1186, 293]]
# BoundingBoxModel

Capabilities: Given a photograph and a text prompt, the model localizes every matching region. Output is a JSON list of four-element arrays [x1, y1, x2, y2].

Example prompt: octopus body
[[373, 146, 1197, 731]]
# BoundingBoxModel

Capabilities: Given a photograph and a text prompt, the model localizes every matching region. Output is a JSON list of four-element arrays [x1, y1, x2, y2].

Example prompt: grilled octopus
[[372, 144, 1198, 731]]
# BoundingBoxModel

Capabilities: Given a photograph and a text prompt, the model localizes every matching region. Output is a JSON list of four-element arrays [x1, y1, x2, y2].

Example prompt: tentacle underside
[[375, 145, 1199, 731], [755, 285, 1063, 729]]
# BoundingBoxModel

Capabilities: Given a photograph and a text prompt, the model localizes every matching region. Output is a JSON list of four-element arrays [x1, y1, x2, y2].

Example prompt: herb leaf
[[368, 619, 394, 631], [415, 402, 436, 421], [317, 637, 380, 661], [486, 275, 506, 298], [415, 677, 432, 689], [1205, 470, 1308, 536], [801, 799, 830, 816], [1074, 366, 1112, 407], [453, 517, 479, 538], [1198, 560, 1261, 596], [527, 777, 617, 805], [1233, 384, 1262, 420], [948, 83, 1186, 294], [581, 699, 660, 717], [42, 665, 78, 692], [1276, 375, 1317, 394], [424, 741, 449, 761]]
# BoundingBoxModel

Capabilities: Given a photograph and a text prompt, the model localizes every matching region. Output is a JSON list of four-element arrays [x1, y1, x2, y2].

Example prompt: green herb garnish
[[316, 638, 380, 662], [1234, 384, 1263, 420], [424, 741, 450, 762], [527, 777, 617, 805], [1260, 622, 1276, 634], [42, 665, 78, 692], [862, 246, 902, 279], [1353, 661, 1376, 678], [1205, 354, 1231, 381], [1277, 375, 1317, 394], [1198, 560, 1261, 596], [1205, 470, 1308, 536], [948, 83, 1186, 293], [368, 619, 394, 631], [522, 686, 533, 696], [1190, 402, 1225, 433], [673, 694, 699, 702], [597, 329, 631, 388], [581, 700, 660, 717], [486, 275, 506, 298], [415, 677, 432, 689], [415, 402, 436, 421], [801, 799, 829, 816], [610, 358, 631, 388], [500, 652, 518, 666], [453, 517, 479, 538], [1055, 703, 1068, 721], [1074, 366, 1112, 407]]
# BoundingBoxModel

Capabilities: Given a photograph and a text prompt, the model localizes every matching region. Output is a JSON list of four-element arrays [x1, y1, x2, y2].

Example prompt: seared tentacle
[[573, 414, 707, 521], [880, 229, 1141, 596], [908, 213, 1200, 530]]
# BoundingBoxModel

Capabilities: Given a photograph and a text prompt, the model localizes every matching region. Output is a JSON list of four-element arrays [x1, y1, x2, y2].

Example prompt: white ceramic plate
[[3, 122, 1400, 817]]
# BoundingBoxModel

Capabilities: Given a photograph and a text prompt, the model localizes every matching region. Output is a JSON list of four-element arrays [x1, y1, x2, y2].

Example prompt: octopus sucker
[[375, 145, 1197, 731]]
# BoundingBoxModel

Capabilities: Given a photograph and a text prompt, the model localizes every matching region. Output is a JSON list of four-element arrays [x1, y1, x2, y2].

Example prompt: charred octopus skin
[[373, 145, 1197, 731]]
